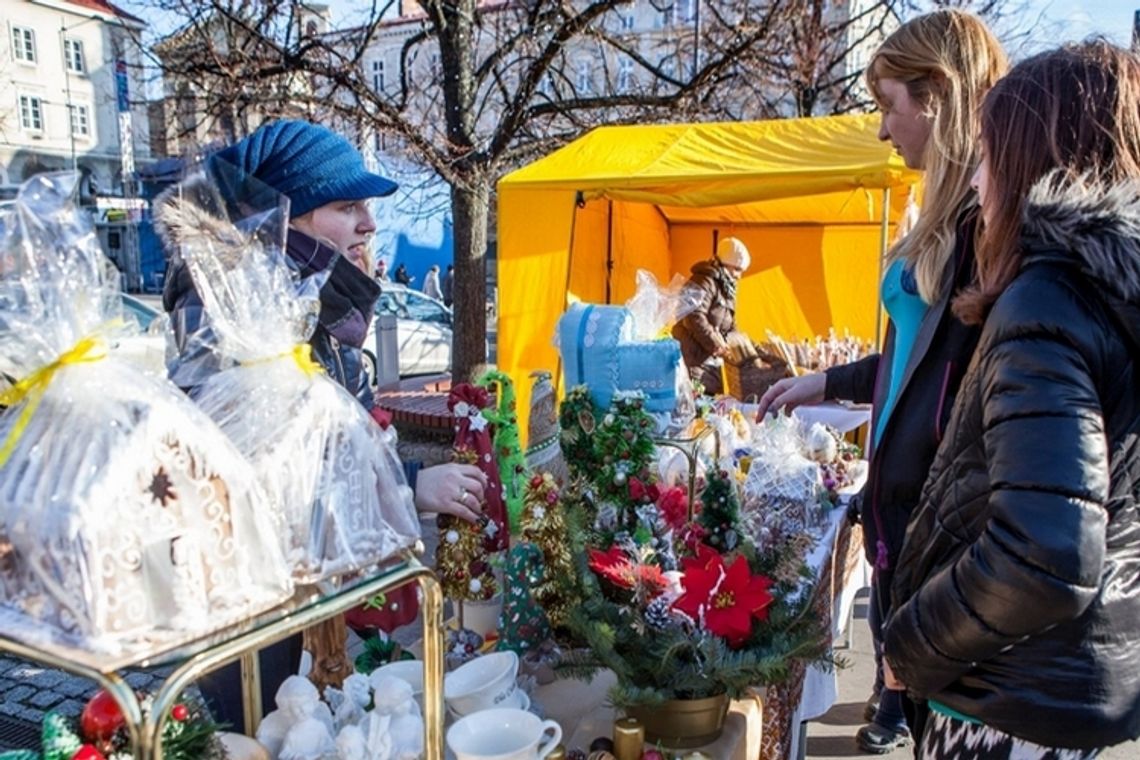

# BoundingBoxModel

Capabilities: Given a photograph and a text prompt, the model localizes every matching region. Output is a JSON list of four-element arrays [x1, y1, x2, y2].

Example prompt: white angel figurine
[[278, 715, 336, 760], [369, 675, 420, 719], [327, 673, 371, 731], [334, 724, 369, 760], [364, 711, 395, 760], [257, 674, 336, 758]]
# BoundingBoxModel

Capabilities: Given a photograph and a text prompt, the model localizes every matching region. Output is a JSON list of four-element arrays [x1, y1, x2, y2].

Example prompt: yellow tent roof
[[498, 113, 920, 213]]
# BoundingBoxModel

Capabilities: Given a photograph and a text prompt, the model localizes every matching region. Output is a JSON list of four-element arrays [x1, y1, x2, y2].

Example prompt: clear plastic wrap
[[740, 413, 823, 551], [0, 173, 293, 655], [624, 269, 703, 341], [161, 166, 419, 584]]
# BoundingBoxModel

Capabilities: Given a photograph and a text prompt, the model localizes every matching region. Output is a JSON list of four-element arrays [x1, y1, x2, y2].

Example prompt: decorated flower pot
[[626, 693, 730, 748], [459, 595, 503, 638]]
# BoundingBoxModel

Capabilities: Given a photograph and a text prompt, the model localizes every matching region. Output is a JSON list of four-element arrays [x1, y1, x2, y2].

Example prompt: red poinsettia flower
[[672, 545, 775, 647], [679, 522, 709, 553], [656, 486, 689, 530], [588, 546, 667, 595]]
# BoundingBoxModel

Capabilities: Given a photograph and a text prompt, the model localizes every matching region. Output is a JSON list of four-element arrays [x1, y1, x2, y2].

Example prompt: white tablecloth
[[786, 507, 872, 760]]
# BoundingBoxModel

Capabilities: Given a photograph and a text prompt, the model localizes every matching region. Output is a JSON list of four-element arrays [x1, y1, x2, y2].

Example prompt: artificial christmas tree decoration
[[519, 473, 576, 628], [497, 542, 553, 653], [476, 369, 528, 533]]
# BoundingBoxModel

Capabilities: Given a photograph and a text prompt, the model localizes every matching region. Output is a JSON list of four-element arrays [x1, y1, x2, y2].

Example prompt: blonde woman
[[756, 10, 1006, 752]]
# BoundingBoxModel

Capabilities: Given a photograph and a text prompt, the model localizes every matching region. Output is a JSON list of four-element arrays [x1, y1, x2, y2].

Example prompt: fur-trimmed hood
[[1021, 174, 1140, 305]]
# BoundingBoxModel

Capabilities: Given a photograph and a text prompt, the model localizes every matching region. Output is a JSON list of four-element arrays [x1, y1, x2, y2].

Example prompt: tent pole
[[554, 192, 586, 398], [605, 199, 614, 304], [876, 187, 891, 348]]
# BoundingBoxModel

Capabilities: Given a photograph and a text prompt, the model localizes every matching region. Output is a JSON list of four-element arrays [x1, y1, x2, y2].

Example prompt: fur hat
[[210, 120, 397, 218], [717, 237, 751, 271]]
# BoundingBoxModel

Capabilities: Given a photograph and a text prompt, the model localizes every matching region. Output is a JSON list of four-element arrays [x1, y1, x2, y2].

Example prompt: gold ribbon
[[0, 335, 109, 468], [243, 343, 325, 377]]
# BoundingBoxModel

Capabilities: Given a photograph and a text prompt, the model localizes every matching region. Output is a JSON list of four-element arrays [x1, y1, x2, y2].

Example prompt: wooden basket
[[724, 349, 792, 401]]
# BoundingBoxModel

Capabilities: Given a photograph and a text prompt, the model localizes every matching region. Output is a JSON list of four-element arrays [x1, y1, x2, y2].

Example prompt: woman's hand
[[414, 463, 487, 523], [755, 372, 827, 420]]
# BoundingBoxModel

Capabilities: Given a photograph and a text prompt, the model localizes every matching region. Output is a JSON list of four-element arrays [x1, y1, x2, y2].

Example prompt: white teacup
[[445, 651, 519, 717], [447, 707, 562, 760]]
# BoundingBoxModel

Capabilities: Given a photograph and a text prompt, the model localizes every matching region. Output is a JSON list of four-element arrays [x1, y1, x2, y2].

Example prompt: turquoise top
[[929, 699, 982, 725], [874, 259, 928, 448]]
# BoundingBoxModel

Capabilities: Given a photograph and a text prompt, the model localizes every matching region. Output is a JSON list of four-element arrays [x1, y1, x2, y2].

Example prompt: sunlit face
[[970, 149, 994, 227], [876, 77, 933, 170], [291, 200, 376, 271]]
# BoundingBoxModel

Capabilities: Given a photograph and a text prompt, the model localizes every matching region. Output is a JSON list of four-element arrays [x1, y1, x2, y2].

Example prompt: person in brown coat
[[671, 236, 750, 394]]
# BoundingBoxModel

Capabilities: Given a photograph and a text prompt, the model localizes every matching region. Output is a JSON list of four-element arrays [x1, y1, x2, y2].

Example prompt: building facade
[[0, 0, 151, 287]]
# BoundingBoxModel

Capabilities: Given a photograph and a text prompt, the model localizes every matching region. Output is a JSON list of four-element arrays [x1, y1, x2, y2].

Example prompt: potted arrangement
[[555, 388, 830, 748]]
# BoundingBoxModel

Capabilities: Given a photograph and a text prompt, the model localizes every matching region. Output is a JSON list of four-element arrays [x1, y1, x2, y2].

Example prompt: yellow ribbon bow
[[0, 335, 109, 468], [243, 343, 325, 377]]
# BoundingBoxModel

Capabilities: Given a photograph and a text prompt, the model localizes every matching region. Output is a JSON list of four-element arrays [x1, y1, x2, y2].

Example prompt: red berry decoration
[[171, 703, 190, 722], [80, 690, 125, 742], [71, 746, 107, 760], [641, 751, 666, 760]]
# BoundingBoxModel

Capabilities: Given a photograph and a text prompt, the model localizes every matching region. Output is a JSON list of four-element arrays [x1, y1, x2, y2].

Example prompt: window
[[70, 104, 90, 137], [620, 11, 635, 31], [11, 26, 36, 63], [372, 59, 385, 92], [576, 60, 591, 93], [618, 58, 633, 91], [678, 0, 697, 23], [18, 95, 43, 131], [64, 38, 85, 73], [656, 4, 676, 28]]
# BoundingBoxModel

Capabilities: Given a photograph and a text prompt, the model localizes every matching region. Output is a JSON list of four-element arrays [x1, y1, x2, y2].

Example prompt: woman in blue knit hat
[[159, 119, 487, 730]]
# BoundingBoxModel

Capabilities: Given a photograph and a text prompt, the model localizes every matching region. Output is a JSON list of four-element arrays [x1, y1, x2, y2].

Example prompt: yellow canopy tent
[[496, 113, 921, 440]]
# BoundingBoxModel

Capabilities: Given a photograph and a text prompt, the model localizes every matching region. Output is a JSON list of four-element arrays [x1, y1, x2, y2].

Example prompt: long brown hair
[[954, 41, 1140, 324], [867, 10, 1007, 304]]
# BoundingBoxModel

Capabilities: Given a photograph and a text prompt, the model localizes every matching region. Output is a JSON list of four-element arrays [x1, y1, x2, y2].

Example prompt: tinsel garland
[[519, 472, 577, 628], [435, 448, 501, 602], [476, 368, 528, 533]]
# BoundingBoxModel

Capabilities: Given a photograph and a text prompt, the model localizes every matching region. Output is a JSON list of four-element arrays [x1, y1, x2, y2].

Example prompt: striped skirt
[[919, 710, 1100, 760]]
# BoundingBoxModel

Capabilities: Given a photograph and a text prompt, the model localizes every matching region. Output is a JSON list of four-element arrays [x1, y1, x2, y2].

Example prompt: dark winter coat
[[672, 259, 738, 371], [824, 210, 981, 573], [884, 177, 1140, 750], [161, 227, 380, 409]]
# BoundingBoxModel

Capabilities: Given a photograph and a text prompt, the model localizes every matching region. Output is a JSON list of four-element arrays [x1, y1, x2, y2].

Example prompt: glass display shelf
[[0, 552, 445, 760]]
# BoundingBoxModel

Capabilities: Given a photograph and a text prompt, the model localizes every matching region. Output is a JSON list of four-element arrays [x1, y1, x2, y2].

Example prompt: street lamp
[[59, 14, 102, 173]]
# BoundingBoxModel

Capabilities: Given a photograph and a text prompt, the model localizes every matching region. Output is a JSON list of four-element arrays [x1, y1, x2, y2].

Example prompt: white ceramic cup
[[445, 650, 519, 717], [447, 707, 562, 760]]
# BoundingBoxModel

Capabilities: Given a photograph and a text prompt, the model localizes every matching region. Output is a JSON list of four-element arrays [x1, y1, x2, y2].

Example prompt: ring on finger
[[460, 488, 470, 504]]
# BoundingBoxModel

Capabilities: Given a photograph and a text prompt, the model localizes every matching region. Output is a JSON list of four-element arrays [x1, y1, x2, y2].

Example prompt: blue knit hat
[[210, 120, 397, 218]]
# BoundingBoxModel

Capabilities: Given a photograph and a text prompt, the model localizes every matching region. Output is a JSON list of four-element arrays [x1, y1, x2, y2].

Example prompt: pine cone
[[644, 595, 676, 631]]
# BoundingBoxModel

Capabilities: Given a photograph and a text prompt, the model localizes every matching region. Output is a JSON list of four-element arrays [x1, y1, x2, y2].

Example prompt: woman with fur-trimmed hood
[[883, 42, 1140, 757]]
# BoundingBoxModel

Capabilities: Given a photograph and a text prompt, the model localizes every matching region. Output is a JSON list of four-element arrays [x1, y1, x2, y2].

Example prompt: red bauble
[[171, 703, 190, 722], [71, 745, 107, 760], [80, 690, 125, 742]]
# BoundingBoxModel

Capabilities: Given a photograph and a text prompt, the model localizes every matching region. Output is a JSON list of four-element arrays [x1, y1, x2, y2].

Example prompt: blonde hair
[[867, 10, 1007, 304]]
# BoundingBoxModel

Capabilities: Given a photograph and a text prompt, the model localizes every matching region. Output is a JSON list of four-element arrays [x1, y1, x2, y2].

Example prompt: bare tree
[[132, 0, 1030, 379]]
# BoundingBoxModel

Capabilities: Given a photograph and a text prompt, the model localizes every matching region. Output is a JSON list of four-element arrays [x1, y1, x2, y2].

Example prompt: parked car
[[364, 283, 453, 385]]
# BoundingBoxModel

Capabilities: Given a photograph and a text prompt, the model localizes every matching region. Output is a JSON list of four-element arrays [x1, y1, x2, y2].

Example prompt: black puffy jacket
[[884, 178, 1140, 750], [824, 210, 981, 573]]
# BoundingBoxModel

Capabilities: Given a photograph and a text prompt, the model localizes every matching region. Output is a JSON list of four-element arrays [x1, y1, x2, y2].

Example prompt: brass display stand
[[0, 554, 445, 760], [654, 423, 721, 518]]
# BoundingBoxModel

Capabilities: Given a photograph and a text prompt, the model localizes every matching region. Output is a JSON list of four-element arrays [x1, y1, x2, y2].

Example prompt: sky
[[1029, 0, 1134, 50]]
